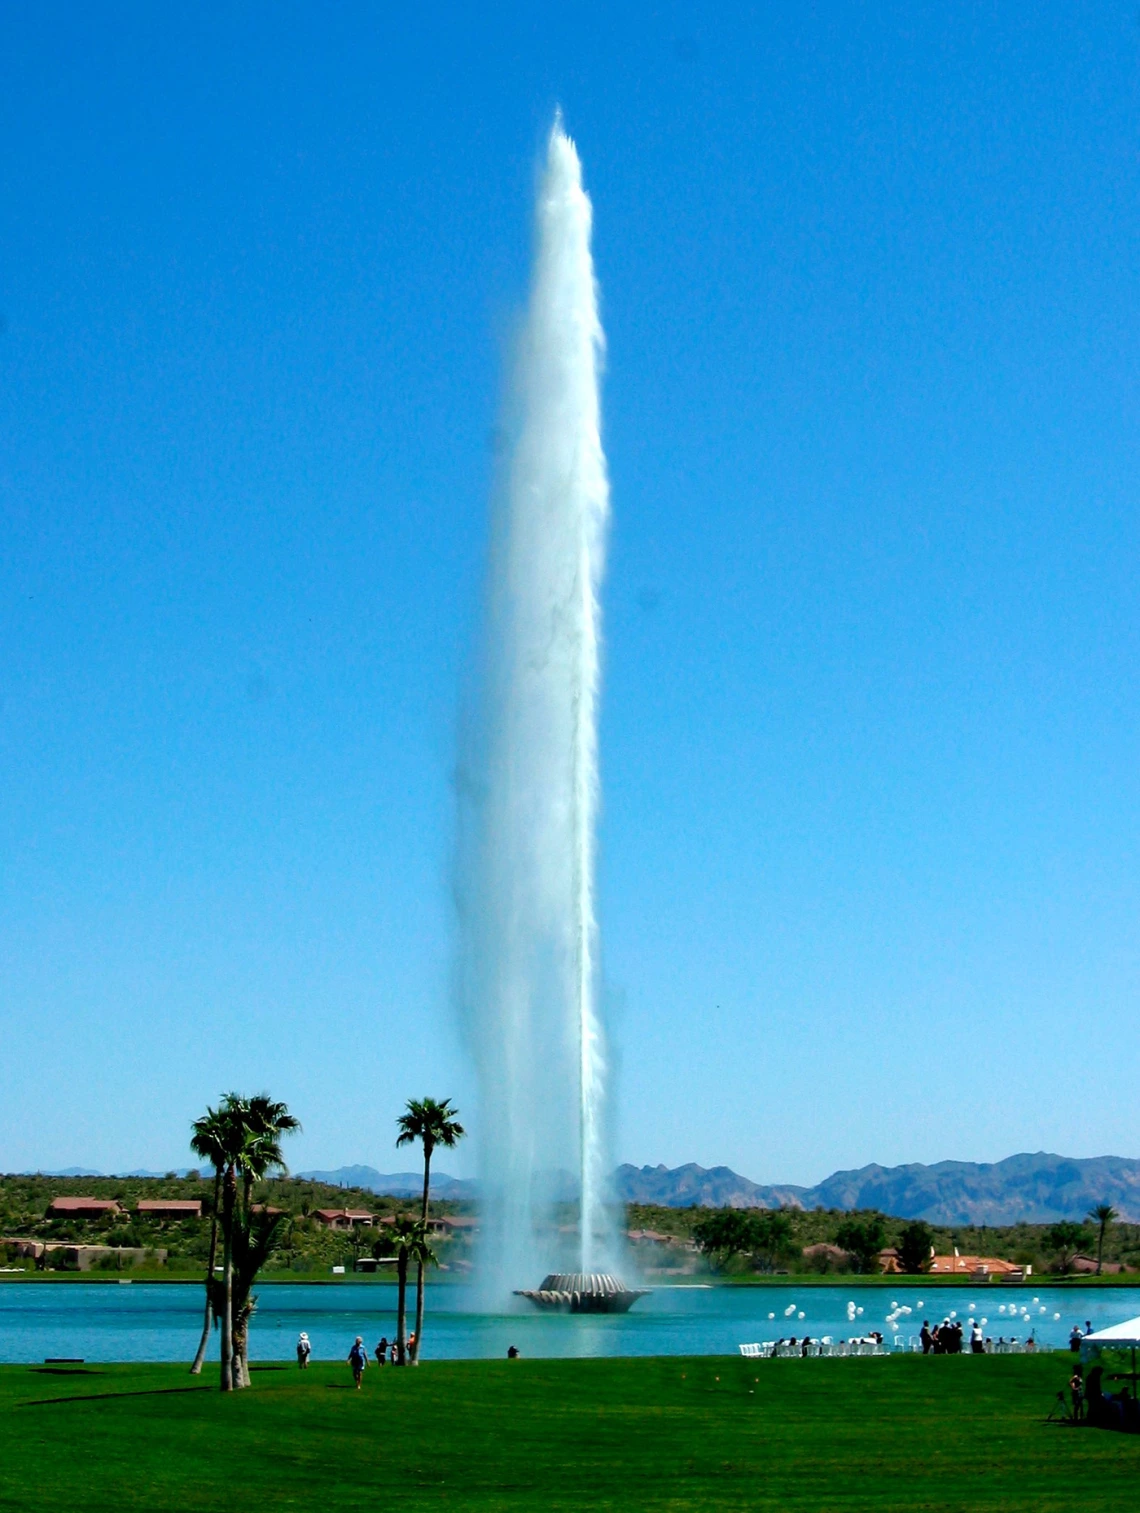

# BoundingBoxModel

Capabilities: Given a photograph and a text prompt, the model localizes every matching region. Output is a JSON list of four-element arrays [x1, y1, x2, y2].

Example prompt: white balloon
[[797, 1311, 805, 1320], [768, 1312, 775, 1320], [1054, 1313, 1061, 1320]]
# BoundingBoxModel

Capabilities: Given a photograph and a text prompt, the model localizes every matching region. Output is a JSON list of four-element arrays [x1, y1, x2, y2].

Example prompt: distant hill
[[616, 1163, 808, 1210], [806, 1153, 1140, 1225], [31, 1151, 1140, 1223], [37, 1168, 196, 1179], [295, 1166, 477, 1199], [617, 1153, 1140, 1224]]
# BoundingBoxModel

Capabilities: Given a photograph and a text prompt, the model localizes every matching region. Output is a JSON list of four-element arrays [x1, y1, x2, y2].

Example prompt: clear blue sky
[[3, 4, 1139, 1183]]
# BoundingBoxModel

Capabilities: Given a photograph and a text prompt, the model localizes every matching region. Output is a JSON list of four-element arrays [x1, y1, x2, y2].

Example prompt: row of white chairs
[[739, 1335, 1045, 1359], [739, 1339, 889, 1358]]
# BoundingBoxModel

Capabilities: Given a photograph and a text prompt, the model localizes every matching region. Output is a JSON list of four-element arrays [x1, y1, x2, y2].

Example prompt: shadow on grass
[[31, 1367, 106, 1376], [19, 1385, 213, 1409]]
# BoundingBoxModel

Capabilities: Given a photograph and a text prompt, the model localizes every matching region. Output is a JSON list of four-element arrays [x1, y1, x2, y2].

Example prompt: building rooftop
[[48, 1197, 122, 1214]]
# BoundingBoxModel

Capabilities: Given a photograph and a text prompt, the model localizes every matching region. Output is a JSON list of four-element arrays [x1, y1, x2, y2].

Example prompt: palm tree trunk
[[233, 1311, 250, 1388], [220, 1165, 236, 1392], [190, 1168, 221, 1374], [396, 1247, 408, 1365], [411, 1145, 433, 1365], [1097, 1222, 1105, 1276]]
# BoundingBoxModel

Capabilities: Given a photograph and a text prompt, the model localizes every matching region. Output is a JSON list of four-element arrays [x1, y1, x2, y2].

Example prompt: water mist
[[458, 117, 617, 1304]]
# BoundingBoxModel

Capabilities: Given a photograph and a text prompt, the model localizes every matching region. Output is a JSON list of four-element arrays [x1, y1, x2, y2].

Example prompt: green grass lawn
[[0, 1354, 1136, 1512]]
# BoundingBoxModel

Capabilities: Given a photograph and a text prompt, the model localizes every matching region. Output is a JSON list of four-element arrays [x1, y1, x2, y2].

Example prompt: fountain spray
[[458, 115, 621, 1303]]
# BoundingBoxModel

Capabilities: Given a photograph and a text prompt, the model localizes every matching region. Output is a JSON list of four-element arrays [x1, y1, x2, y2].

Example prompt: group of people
[[297, 1331, 416, 1383], [345, 1334, 416, 1383], [298, 1331, 520, 1384], [1068, 1361, 1139, 1431], [1068, 1321, 1095, 1351], [920, 1318, 986, 1355]]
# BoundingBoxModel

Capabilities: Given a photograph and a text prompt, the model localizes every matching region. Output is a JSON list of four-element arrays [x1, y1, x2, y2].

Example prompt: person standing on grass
[[1069, 1363, 1085, 1422], [296, 1332, 312, 1369], [920, 1321, 932, 1355], [970, 1321, 984, 1354], [375, 1336, 388, 1366], [348, 1336, 367, 1389]]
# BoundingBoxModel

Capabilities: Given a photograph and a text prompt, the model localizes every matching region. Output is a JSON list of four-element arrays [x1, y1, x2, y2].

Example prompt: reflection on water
[[0, 1282, 1136, 1364]]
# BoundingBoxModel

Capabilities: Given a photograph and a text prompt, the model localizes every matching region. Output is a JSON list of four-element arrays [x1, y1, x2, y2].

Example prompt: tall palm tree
[[396, 1098, 464, 1362], [1088, 1204, 1118, 1275], [188, 1092, 299, 1390], [188, 1110, 227, 1375], [228, 1099, 300, 1387]]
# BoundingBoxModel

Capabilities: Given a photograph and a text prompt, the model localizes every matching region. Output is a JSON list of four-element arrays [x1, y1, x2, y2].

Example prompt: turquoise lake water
[[2, 1282, 1136, 1363]]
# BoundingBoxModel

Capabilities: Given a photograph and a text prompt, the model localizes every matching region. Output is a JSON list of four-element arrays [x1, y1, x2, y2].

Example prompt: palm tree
[[395, 1098, 464, 1362], [188, 1092, 300, 1390], [389, 1217, 438, 1365], [230, 1204, 289, 1386], [1088, 1204, 1118, 1276], [188, 1110, 227, 1375], [239, 1095, 301, 1212], [227, 1097, 300, 1387]]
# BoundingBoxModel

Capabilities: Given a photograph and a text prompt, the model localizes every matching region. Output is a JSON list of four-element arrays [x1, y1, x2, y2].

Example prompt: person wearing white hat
[[296, 1331, 312, 1369]]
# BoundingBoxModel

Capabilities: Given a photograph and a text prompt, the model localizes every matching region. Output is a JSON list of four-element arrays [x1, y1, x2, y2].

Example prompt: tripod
[[1046, 1390, 1074, 1425]]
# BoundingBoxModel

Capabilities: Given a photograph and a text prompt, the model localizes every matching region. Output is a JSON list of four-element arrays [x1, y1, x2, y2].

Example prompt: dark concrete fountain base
[[515, 1273, 651, 1313]]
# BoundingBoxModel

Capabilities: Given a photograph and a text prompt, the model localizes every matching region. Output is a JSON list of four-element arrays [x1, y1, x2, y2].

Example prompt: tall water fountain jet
[[458, 116, 626, 1306]]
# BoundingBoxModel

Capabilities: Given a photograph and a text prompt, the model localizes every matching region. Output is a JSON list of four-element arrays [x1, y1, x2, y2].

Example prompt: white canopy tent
[[1081, 1316, 1140, 1401], [1081, 1316, 1140, 1349]]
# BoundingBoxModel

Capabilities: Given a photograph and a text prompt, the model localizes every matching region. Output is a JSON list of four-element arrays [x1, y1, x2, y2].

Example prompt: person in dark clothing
[[348, 1335, 367, 1389], [374, 1336, 388, 1366], [506, 1344, 520, 1359], [920, 1321, 932, 1355], [1069, 1363, 1084, 1422], [1085, 1364, 1105, 1425]]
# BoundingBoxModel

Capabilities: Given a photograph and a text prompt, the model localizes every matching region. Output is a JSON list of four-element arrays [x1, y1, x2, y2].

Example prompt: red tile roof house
[[929, 1253, 1029, 1281], [314, 1208, 375, 1230], [135, 1200, 203, 1219], [428, 1215, 479, 1237], [1067, 1254, 1127, 1275], [47, 1197, 123, 1218]]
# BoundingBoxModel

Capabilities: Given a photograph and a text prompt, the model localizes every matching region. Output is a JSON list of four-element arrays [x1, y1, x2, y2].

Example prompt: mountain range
[[33, 1151, 1140, 1224], [616, 1153, 1140, 1225], [295, 1166, 476, 1199]]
